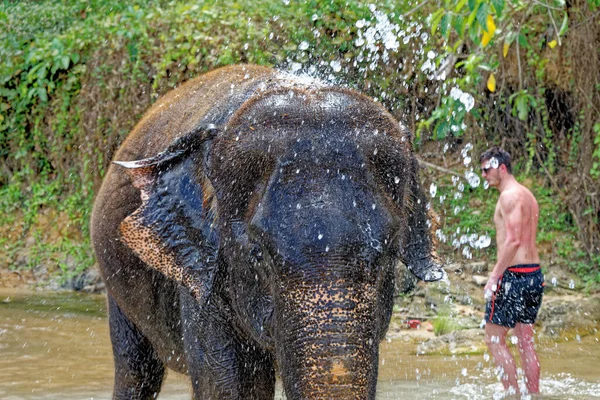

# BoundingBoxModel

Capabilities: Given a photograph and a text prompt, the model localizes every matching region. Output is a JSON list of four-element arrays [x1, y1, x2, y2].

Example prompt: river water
[[0, 288, 598, 399]]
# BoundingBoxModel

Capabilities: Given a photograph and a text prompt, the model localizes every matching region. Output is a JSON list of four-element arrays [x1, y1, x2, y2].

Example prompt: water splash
[[429, 182, 437, 198], [449, 87, 475, 112]]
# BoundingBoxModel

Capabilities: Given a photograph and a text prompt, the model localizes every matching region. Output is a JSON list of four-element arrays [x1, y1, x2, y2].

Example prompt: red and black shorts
[[485, 264, 544, 328]]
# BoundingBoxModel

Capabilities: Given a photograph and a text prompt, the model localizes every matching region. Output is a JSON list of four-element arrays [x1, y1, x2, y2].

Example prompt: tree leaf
[[37, 87, 48, 102], [467, 7, 479, 29], [559, 12, 568, 36], [518, 32, 529, 48], [503, 42, 510, 57], [548, 40, 557, 48], [61, 56, 70, 70], [516, 96, 528, 120], [491, 0, 505, 18], [440, 13, 452, 38], [468, 0, 479, 12], [481, 15, 496, 46], [476, 3, 489, 31], [487, 73, 496, 92], [455, 0, 468, 12], [430, 9, 445, 36], [452, 15, 466, 37]]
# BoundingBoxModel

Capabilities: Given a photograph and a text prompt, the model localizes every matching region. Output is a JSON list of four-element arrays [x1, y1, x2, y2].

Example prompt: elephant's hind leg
[[108, 296, 165, 400], [180, 292, 276, 399]]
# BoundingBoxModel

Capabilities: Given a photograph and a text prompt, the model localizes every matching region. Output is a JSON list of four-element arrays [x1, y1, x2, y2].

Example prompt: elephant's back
[[115, 64, 276, 162]]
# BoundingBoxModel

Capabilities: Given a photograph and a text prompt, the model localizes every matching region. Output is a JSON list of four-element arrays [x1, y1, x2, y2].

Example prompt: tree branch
[[417, 158, 462, 177], [548, 9, 562, 46], [516, 27, 523, 91], [531, 0, 564, 11], [402, 0, 430, 17]]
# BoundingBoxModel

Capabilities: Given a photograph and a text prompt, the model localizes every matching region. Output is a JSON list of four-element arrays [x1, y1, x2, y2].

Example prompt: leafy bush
[[0, 0, 597, 284]]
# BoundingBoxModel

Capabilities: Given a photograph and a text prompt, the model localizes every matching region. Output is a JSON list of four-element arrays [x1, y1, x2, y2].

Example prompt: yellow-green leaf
[[503, 42, 510, 57], [487, 73, 496, 92], [481, 15, 496, 47], [548, 40, 557, 49]]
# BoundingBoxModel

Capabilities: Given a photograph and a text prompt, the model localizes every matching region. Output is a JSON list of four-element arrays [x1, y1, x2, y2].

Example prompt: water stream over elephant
[[0, 288, 598, 399]]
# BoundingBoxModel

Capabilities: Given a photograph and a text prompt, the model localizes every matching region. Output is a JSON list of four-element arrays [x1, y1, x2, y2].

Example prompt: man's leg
[[514, 323, 540, 394], [485, 322, 519, 392]]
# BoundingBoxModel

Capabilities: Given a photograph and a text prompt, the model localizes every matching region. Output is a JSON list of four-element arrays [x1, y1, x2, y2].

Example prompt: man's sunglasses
[[481, 167, 495, 174]]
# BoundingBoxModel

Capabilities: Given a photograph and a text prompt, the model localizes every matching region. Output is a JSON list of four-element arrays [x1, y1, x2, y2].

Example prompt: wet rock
[[417, 328, 486, 355], [67, 268, 104, 293], [0, 270, 29, 287], [447, 263, 463, 273], [472, 275, 487, 286], [13, 249, 31, 268], [538, 296, 600, 335], [464, 261, 488, 274]]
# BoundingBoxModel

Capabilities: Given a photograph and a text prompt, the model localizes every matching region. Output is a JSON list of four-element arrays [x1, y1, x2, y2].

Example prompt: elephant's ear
[[402, 157, 445, 282], [115, 124, 220, 306]]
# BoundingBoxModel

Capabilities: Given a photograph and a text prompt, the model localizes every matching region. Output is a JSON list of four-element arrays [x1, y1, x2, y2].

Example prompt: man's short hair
[[480, 147, 512, 174]]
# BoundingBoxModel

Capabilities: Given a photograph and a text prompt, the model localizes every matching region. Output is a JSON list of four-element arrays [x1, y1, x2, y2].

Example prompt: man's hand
[[484, 273, 502, 300]]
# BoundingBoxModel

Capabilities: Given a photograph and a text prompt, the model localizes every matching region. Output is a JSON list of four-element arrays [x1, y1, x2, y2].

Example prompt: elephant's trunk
[[276, 280, 381, 399]]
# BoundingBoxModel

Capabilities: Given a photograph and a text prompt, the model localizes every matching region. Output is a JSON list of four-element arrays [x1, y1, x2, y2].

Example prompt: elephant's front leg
[[180, 291, 276, 399], [107, 296, 165, 400]]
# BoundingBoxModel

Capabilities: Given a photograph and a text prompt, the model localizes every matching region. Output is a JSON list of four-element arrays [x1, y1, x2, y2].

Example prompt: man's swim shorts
[[485, 264, 544, 328]]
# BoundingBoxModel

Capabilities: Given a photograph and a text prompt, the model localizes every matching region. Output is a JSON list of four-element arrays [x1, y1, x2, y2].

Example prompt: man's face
[[481, 157, 501, 187]]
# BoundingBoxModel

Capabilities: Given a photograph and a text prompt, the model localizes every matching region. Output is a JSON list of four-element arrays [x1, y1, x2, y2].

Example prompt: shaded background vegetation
[[1, 0, 598, 288]]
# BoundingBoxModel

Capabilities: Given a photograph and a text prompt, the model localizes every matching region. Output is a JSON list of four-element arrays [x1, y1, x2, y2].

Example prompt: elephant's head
[[116, 85, 443, 399]]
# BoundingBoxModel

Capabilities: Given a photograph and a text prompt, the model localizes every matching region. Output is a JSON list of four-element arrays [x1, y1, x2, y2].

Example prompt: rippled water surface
[[0, 288, 598, 399]]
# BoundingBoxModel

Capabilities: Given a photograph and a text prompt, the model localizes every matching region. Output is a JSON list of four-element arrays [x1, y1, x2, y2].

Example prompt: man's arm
[[485, 192, 524, 293]]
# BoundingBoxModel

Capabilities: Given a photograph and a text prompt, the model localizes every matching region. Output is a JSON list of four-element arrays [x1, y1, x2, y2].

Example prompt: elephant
[[90, 64, 444, 400]]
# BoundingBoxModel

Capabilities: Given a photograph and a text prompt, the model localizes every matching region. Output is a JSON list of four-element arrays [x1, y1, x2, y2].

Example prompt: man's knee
[[485, 325, 508, 347], [485, 333, 502, 348]]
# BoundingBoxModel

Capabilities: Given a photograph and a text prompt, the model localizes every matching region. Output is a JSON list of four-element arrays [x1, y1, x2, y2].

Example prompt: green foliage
[[0, 0, 597, 284], [591, 123, 600, 179], [432, 307, 458, 336]]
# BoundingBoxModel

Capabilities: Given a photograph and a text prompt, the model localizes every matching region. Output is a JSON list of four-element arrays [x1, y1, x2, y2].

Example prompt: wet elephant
[[91, 64, 444, 399]]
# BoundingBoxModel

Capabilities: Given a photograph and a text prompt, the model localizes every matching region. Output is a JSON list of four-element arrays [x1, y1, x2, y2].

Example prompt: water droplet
[[298, 41, 309, 51], [465, 171, 480, 188], [318, 233, 323, 240], [430, 183, 437, 198], [461, 246, 472, 259], [394, 176, 400, 184], [330, 60, 342, 72]]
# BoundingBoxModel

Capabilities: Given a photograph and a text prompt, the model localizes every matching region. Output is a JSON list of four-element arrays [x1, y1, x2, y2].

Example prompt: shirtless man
[[480, 147, 544, 395]]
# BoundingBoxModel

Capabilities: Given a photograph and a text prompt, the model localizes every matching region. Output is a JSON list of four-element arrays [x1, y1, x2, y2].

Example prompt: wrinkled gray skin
[[91, 65, 443, 400]]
